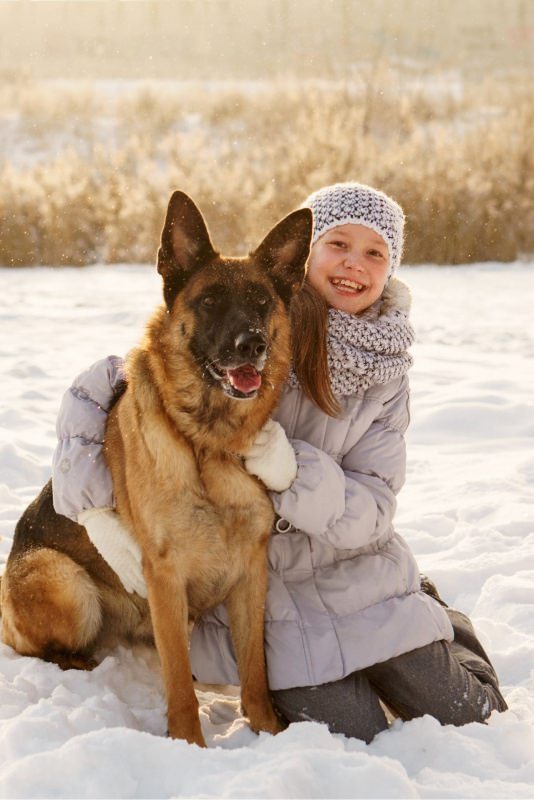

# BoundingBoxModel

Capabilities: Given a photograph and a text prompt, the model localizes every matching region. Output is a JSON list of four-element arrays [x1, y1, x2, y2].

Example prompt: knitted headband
[[303, 182, 405, 276]]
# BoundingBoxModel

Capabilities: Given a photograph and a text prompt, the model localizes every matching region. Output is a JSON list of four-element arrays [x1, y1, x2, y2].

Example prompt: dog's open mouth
[[207, 362, 262, 399]]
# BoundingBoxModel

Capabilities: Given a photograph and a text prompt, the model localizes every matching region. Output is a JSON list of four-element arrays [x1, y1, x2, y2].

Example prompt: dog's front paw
[[245, 700, 286, 736], [167, 714, 207, 747]]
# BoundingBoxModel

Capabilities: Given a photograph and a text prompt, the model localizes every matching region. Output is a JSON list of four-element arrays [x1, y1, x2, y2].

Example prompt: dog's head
[[155, 191, 312, 400]]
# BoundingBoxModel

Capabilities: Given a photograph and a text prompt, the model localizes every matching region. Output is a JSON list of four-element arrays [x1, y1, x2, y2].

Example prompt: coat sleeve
[[52, 356, 126, 520], [270, 378, 410, 550]]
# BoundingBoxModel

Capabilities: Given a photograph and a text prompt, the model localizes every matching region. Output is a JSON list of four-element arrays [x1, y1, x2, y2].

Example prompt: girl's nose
[[343, 252, 363, 270]]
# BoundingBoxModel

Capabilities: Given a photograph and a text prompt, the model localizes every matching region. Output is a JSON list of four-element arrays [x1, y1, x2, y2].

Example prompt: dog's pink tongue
[[227, 365, 261, 394]]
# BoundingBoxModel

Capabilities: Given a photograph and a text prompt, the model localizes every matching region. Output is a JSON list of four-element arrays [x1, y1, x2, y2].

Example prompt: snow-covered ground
[[0, 262, 533, 799]]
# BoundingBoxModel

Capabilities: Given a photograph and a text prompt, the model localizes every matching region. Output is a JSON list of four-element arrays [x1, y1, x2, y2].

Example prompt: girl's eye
[[368, 249, 385, 259], [201, 296, 216, 308], [329, 240, 347, 249]]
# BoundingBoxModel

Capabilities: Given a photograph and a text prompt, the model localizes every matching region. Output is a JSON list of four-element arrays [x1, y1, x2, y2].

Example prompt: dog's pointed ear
[[157, 191, 217, 309], [253, 208, 313, 305]]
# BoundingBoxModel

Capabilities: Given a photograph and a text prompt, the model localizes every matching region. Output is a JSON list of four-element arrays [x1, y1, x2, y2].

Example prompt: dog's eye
[[257, 296, 268, 306], [201, 296, 216, 308]]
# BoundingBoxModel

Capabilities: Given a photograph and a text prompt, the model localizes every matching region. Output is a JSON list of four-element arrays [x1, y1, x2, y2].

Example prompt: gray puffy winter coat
[[53, 359, 453, 691]]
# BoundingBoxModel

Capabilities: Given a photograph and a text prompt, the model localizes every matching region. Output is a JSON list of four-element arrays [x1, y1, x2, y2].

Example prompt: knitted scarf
[[287, 278, 415, 397]]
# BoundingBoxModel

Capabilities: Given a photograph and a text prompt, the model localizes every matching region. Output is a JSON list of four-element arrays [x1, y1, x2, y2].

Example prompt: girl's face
[[307, 224, 390, 314]]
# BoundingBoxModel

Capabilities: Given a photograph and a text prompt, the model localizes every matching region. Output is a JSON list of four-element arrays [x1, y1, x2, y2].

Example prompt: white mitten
[[77, 507, 147, 598], [244, 419, 297, 492]]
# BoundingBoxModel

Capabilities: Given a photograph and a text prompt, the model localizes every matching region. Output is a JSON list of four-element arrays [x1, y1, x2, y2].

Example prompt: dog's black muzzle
[[204, 327, 269, 400]]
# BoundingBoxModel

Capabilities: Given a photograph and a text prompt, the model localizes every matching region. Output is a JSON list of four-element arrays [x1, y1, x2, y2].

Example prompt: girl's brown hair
[[289, 282, 341, 417]]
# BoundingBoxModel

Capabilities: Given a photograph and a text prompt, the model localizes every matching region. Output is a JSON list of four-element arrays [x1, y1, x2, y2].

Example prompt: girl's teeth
[[332, 279, 363, 291]]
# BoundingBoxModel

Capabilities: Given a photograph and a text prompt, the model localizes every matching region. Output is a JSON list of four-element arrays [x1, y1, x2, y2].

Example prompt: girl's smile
[[307, 223, 390, 314], [330, 277, 367, 294]]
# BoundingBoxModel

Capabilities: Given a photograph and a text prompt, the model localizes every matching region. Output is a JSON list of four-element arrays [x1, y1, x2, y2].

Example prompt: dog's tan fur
[[1, 192, 312, 747]]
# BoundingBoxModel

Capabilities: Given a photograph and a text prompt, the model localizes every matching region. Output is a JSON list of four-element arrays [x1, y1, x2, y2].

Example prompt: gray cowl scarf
[[288, 277, 415, 397]]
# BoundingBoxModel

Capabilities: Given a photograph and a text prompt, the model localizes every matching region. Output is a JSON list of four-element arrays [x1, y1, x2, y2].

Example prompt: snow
[[0, 262, 533, 798]]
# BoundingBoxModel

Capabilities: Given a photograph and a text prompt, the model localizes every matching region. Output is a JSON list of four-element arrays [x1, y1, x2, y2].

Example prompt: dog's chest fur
[[177, 454, 275, 616], [106, 379, 275, 617]]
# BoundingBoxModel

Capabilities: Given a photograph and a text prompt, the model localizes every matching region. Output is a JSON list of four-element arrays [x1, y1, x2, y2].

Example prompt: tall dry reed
[[0, 69, 532, 266]]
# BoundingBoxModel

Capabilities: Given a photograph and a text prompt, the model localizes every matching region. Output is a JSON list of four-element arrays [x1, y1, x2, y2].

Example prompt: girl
[[52, 182, 507, 742]]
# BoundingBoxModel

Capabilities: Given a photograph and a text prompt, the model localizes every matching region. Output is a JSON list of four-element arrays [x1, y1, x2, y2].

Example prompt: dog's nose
[[235, 331, 267, 359]]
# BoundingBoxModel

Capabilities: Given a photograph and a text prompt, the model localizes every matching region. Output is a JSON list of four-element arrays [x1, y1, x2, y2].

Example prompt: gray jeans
[[270, 609, 508, 743]]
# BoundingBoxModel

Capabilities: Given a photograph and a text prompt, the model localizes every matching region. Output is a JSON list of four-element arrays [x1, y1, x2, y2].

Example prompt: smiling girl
[[308, 223, 390, 312], [52, 182, 507, 741]]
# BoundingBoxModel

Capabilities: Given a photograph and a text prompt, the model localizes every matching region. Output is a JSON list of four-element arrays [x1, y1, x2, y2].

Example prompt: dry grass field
[[1, 66, 533, 266]]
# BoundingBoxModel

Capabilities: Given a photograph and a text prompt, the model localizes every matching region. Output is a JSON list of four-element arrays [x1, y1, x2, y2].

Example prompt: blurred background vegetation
[[0, 0, 533, 266]]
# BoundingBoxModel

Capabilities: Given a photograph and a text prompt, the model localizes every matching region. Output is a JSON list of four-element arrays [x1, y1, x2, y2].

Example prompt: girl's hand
[[77, 507, 148, 598], [244, 420, 297, 492]]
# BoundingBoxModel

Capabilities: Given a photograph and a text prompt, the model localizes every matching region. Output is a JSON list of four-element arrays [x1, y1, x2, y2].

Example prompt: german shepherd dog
[[0, 192, 313, 747]]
